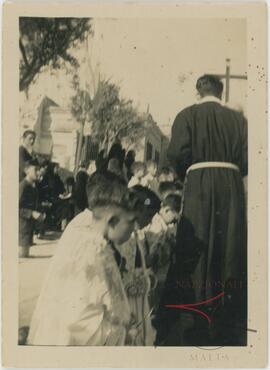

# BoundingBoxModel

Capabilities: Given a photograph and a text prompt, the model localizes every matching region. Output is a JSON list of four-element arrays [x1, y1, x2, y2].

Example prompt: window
[[88, 142, 99, 160], [146, 142, 153, 160], [82, 136, 99, 160]]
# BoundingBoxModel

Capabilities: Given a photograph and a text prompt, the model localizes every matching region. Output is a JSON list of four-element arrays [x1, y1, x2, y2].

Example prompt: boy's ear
[[108, 215, 120, 228]]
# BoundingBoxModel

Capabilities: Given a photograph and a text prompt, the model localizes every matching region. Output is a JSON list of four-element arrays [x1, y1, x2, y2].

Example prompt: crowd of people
[[19, 129, 182, 259], [19, 129, 184, 346], [19, 74, 247, 347]]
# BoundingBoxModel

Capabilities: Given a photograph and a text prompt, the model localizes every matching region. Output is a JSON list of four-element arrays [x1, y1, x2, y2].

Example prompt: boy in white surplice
[[28, 172, 138, 346], [144, 194, 181, 309]]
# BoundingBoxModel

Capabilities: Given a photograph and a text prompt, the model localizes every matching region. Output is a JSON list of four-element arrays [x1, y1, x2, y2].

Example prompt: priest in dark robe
[[157, 75, 247, 346], [74, 162, 89, 215]]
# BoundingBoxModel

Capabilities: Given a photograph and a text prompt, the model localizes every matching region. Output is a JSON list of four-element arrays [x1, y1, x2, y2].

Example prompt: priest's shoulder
[[173, 104, 196, 123], [223, 103, 247, 121]]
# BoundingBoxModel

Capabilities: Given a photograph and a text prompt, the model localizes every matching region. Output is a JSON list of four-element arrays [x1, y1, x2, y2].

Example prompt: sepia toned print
[[2, 1, 267, 367]]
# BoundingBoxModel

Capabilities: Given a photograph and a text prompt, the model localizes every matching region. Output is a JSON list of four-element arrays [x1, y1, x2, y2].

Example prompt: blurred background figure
[[19, 130, 37, 181], [58, 176, 75, 231], [95, 150, 107, 172], [143, 160, 159, 195], [158, 166, 176, 183], [124, 150, 136, 182], [107, 143, 126, 171], [108, 158, 125, 181], [128, 162, 146, 188], [74, 161, 89, 215], [19, 161, 46, 257]]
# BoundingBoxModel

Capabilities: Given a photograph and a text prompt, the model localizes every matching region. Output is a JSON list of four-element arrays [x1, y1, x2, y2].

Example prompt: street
[[19, 232, 61, 328]]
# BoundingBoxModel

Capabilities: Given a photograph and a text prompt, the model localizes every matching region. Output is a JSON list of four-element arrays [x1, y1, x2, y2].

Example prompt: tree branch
[[19, 38, 29, 69]]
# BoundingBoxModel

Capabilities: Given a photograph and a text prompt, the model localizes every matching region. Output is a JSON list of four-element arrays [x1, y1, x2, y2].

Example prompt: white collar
[[197, 96, 223, 105]]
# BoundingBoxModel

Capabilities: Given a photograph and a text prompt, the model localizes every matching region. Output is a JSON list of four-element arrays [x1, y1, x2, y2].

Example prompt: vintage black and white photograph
[[17, 16, 249, 347]]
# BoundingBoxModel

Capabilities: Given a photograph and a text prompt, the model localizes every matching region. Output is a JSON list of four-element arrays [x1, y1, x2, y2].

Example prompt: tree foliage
[[19, 17, 91, 91], [70, 77, 150, 153]]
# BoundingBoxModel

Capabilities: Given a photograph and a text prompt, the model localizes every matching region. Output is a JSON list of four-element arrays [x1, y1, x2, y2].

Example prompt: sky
[[87, 18, 247, 135]]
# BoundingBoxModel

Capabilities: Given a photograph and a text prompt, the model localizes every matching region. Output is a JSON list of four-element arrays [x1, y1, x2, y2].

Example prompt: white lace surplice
[[28, 209, 131, 346]]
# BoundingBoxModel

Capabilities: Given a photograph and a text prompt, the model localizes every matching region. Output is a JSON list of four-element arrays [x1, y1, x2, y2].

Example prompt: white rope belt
[[186, 161, 239, 174], [179, 161, 239, 218]]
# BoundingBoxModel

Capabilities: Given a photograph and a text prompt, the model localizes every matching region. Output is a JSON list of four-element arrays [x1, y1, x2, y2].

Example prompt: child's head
[[158, 166, 176, 183], [131, 162, 146, 180], [160, 193, 182, 225], [158, 181, 178, 200], [24, 161, 39, 182], [86, 172, 137, 245], [79, 161, 88, 171], [146, 160, 158, 177], [129, 185, 161, 229]]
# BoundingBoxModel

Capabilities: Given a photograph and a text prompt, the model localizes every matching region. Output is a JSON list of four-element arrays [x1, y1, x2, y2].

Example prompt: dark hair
[[163, 193, 182, 213], [129, 185, 161, 227], [175, 180, 183, 191], [86, 171, 136, 211], [108, 143, 125, 168], [79, 161, 88, 169], [159, 166, 175, 177], [23, 130, 36, 140], [131, 161, 146, 175], [159, 181, 177, 195], [108, 143, 123, 159], [39, 159, 50, 168], [125, 150, 136, 165], [24, 159, 39, 172], [196, 74, 223, 98]]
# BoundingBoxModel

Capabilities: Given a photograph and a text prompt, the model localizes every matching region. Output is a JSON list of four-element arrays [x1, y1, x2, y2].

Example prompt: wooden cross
[[216, 59, 247, 102]]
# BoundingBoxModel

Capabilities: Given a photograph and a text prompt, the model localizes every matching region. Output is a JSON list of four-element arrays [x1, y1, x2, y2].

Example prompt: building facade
[[24, 96, 169, 172], [31, 96, 79, 171]]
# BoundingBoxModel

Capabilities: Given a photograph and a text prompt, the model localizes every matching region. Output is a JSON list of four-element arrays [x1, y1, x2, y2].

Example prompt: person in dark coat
[[95, 150, 107, 172], [36, 160, 52, 237], [48, 163, 66, 229], [74, 162, 89, 215], [19, 161, 46, 257], [158, 75, 247, 346], [108, 143, 125, 170], [58, 176, 75, 231], [124, 150, 136, 182], [19, 130, 37, 181], [49, 163, 65, 201]]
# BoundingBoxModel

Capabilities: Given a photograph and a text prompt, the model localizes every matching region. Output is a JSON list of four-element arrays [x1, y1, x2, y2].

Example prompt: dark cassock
[[19, 146, 36, 182], [74, 170, 89, 214], [157, 96, 247, 346]]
